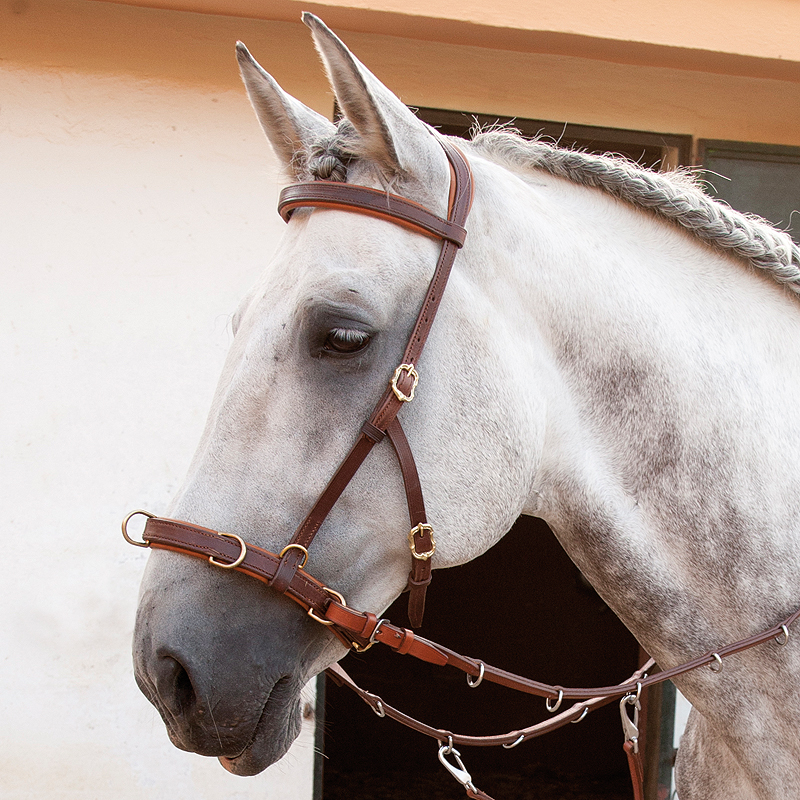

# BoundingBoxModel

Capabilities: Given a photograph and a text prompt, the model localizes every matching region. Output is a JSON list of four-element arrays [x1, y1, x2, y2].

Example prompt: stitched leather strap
[[324, 659, 653, 748], [140, 515, 800, 701], [278, 183, 468, 246], [270, 139, 473, 625], [386, 418, 432, 628], [133, 513, 800, 799], [141, 516, 448, 663]]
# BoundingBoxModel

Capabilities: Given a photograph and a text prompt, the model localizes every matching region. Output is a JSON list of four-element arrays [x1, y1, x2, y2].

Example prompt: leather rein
[[123, 137, 800, 800]]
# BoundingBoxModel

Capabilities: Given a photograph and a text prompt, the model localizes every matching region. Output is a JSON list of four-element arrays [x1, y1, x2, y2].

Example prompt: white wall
[[0, 32, 316, 800]]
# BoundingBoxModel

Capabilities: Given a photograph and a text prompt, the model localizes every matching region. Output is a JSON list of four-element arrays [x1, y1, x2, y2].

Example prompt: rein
[[123, 136, 800, 800]]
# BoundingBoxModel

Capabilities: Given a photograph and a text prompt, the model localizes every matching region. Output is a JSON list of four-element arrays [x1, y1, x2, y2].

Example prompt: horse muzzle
[[132, 550, 325, 774]]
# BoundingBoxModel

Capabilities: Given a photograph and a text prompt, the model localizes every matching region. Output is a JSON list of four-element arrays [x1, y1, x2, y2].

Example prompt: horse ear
[[302, 13, 439, 179], [236, 42, 336, 177]]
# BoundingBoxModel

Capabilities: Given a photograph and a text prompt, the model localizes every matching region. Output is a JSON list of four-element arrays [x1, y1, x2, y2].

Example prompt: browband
[[278, 182, 468, 247]]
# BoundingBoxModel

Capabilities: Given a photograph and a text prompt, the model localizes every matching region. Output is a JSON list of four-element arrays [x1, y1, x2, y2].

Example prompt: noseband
[[123, 137, 800, 800]]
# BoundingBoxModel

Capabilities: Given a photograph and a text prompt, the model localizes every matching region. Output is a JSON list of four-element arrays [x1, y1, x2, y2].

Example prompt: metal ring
[[369, 618, 390, 646], [709, 653, 723, 672], [502, 734, 525, 749], [777, 625, 790, 646], [438, 735, 454, 755], [372, 700, 386, 718], [545, 690, 564, 713], [466, 662, 485, 688], [626, 682, 643, 705], [622, 691, 641, 709], [308, 587, 347, 626], [121, 510, 155, 548], [278, 543, 309, 569], [571, 707, 589, 723], [208, 533, 247, 569]]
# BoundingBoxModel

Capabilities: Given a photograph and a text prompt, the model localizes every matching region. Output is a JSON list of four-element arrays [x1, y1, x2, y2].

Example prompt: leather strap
[[125, 133, 800, 798], [134, 513, 800, 799], [269, 138, 473, 626], [278, 183, 468, 246], [140, 515, 800, 702], [466, 788, 495, 800], [624, 741, 645, 800], [324, 659, 653, 748], [386, 418, 432, 628]]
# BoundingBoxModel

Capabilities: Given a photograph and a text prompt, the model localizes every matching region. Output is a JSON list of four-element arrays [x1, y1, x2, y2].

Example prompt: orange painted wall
[[6, 0, 799, 149]]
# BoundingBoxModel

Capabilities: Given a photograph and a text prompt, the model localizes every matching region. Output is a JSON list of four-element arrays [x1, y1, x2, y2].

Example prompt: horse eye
[[324, 327, 371, 354]]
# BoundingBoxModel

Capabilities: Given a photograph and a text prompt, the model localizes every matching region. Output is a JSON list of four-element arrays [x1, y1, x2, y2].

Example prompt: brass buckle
[[390, 363, 419, 402], [208, 532, 247, 569], [408, 523, 436, 561], [308, 586, 347, 626], [278, 543, 309, 569], [121, 510, 155, 548]]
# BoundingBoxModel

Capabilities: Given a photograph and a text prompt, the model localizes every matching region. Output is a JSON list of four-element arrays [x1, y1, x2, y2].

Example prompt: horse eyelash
[[327, 327, 370, 347]]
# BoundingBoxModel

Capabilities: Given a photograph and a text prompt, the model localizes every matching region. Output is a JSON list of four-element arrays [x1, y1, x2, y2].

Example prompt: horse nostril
[[157, 655, 197, 717], [173, 660, 197, 712]]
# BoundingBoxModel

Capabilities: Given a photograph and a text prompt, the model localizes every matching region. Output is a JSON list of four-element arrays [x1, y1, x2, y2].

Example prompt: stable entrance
[[320, 516, 649, 800]]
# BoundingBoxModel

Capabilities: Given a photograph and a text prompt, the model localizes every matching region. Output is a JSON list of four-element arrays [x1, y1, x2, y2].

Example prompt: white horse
[[132, 15, 800, 799]]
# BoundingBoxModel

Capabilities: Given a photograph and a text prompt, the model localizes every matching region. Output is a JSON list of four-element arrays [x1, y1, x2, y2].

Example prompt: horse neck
[[470, 158, 800, 662]]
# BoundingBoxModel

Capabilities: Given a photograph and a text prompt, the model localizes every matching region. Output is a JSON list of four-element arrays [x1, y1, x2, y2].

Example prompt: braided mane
[[471, 130, 800, 294], [304, 120, 799, 293]]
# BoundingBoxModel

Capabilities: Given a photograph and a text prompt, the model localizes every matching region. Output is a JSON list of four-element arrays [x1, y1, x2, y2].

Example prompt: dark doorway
[[321, 516, 642, 800]]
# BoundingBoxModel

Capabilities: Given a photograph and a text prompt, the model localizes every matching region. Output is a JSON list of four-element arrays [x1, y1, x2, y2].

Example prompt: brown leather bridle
[[123, 136, 800, 800]]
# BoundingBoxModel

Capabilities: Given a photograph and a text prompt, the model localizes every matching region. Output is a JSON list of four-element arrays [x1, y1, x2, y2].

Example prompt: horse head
[[132, 15, 540, 775]]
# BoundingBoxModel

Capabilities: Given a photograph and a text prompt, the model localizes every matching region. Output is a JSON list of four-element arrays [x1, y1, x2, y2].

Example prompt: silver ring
[[545, 690, 564, 713], [710, 653, 723, 672], [777, 625, 790, 646], [502, 734, 524, 749], [622, 682, 642, 705], [369, 618, 390, 646], [466, 662, 485, 688], [571, 707, 589, 723]]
